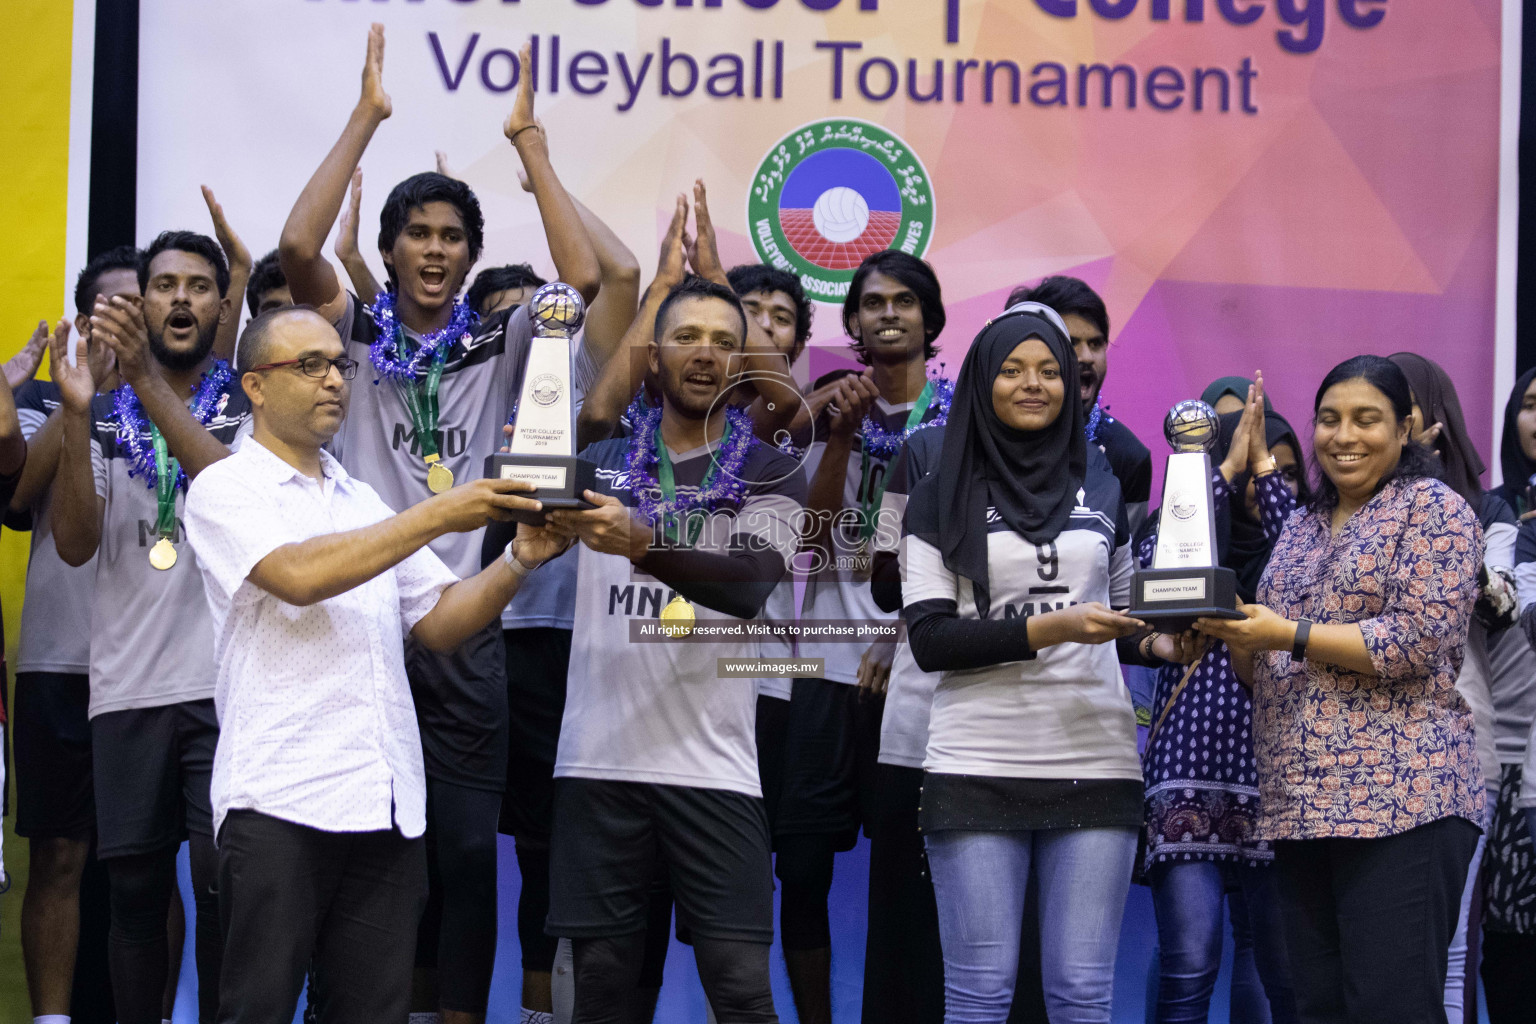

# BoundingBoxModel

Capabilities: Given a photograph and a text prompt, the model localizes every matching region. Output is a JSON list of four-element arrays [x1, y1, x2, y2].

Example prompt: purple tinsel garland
[[113, 359, 234, 490], [366, 292, 478, 383], [627, 404, 755, 525]]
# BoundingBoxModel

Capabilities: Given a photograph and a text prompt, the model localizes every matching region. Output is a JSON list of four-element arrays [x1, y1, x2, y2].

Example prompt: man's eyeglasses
[[248, 356, 360, 380]]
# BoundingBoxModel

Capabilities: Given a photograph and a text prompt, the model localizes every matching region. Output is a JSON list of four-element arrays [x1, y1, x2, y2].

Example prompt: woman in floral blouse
[[1196, 355, 1484, 1024]]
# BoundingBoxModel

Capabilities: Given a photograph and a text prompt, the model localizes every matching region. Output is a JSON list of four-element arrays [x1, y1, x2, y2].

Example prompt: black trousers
[[215, 810, 427, 1024], [1273, 816, 1479, 1024]]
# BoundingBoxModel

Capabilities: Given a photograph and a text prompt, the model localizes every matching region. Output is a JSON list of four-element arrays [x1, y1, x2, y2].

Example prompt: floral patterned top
[[1140, 471, 1296, 869], [1253, 476, 1485, 841]]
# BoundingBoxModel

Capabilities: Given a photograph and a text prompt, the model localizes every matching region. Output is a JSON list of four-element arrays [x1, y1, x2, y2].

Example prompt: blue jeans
[[925, 827, 1136, 1024], [1148, 861, 1296, 1024]]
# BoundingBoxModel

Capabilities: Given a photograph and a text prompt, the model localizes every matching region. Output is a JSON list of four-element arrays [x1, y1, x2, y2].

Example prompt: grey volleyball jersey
[[87, 380, 252, 717], [14, 381, 93, 674], [557, 433, 806, 795], [330, 294, 596, 580]]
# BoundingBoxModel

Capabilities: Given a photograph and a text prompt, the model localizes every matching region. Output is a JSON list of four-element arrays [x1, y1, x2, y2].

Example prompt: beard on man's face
[[148, 318, 219, 373]]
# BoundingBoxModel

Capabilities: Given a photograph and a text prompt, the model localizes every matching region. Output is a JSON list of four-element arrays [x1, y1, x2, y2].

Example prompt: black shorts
[[405, 619, 508, 791], [548, 777, 774, 944], [91, 699, 217, 859], [498, 627, 571, 844], [774, 677, 882, 846], [14, 672, 95, 839], [755, 692, 792, 833]]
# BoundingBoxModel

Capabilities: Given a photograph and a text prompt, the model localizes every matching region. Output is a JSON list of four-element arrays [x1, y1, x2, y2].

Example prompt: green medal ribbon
[[857, 379, 935, 540], [393, 327, 448, 461], [655, 416, 735, 548], [150, 425, 180, 541]]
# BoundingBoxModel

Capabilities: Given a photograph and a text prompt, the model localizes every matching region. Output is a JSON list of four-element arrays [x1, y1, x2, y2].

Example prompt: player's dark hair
[[727, 263, 815, 351], [139, 231, 230, 297], [654, 275, 748, 348], [247, 249, 288, 318], [466, 263, 547, 317], [74, 245, 142, 316], [1008, 275, 1109, 340], [842, 250, 944, 364], [377, 172, 486, 280]]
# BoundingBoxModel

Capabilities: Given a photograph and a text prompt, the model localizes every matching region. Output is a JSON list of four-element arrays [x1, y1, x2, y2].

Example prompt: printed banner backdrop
[[135, 0, 1506, 478], [127, 2, 1507, 1021]]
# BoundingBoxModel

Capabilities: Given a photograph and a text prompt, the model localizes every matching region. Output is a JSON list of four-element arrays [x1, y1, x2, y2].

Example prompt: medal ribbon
[[655, 415, 735, 548], [150, 425, 180, 541], [393, 326, 448, 462], [858, 380, 934, 540]]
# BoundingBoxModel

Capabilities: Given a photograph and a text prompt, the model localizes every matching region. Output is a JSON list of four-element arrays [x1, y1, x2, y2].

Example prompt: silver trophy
[[484, 282, 596, 524], [1126, 400, 1242, 629]]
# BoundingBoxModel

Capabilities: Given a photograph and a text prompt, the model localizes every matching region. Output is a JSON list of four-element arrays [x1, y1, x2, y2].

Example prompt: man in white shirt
[[185, 306, 566, 1024]]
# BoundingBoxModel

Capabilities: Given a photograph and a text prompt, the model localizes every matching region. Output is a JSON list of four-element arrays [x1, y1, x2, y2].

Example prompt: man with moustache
[[50, 231, 249, 1024], [543, 276, 803, 1024], [183, 306, 564, 1024], [278, 26, 598, 1024], [1008, 276, 1152, 530]]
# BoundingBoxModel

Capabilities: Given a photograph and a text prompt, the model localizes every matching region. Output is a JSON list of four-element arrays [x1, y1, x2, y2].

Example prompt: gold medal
[[148, 537, 178, 571], [426, 455, 454, 494], [659, 595, 696, 638]]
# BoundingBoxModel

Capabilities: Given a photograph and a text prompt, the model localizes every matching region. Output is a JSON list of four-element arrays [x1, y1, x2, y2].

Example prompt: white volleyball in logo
[[811, 186, 870, 244]]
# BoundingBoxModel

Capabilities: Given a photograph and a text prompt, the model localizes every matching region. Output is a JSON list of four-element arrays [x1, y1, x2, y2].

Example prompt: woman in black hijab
[[1493, 365, 1536, 515], [902, 307, 1170, 1023]]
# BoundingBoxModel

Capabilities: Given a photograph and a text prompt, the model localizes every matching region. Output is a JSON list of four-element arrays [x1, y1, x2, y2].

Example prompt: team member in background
[[1007, 276, 1151, 531], [184, 306, 565, 1024], [8, 249, 140, 1024], [902, 307, 1155, 1023], [469, 263, 547, 318], [277, 25, 599, 1024], [543, 276, 803, 1024], [1483, 369, 1536, 1022], [1387, 351, 1519, 1022], [50, 231, 249, 1024], [246, 250, 293, 319], [780, 250, 948, 1024], [1196, 355, 1484, 1024]]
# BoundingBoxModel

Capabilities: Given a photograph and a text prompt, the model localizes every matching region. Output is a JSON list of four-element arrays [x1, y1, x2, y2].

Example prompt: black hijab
[[910, 304, 1085, 619], [1388, 352, 1484, 506], [1216, 409, 1306, 603], [1499, 366, 1536, 508]]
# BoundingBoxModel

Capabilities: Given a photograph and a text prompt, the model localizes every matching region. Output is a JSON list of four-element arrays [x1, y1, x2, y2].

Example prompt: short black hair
[[654, 275, 748, 348], [74, 245, 142, 316], [235, 305, 326, 377], [842, 250, 945, 364], [466, 263, 546, 317], [727, 264, 814, 351], [247, 249, 287, 318], [1308, 354, 1439, 511], [139, 231, 230, 297], [378, 172, 485, 279], [1008, 275, 1109, 340]]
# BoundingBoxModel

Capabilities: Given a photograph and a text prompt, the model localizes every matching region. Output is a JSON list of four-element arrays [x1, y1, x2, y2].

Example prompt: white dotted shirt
[[186, 438, 457, 839]]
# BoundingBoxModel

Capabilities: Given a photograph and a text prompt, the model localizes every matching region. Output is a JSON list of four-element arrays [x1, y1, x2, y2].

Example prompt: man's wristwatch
[[504, 544, 537, 579]]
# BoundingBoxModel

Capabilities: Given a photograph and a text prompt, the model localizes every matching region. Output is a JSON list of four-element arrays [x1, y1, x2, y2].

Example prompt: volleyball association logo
[[747, 119, 935, 303]]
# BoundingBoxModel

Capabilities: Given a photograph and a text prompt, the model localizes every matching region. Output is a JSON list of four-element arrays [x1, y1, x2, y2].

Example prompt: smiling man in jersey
[[50, 231, 251, 1024], [277, 24, 599, 1024], [540, 275, 804, 1024], [777, 248, 947, 1024]]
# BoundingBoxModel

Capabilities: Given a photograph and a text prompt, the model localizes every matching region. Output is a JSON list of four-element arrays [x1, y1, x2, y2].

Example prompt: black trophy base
[[484, 453, 597, 525], [1126, 565, 1244, 632]]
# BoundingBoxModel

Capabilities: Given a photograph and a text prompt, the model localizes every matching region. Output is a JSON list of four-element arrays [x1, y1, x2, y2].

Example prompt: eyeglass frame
[[247, 355, 360, 380]]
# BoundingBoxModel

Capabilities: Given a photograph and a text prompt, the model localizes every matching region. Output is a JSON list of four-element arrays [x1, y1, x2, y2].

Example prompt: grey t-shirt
[[14, 381, 94, 675], [330, 294, 596, 580], [86, 379, 252, 717]]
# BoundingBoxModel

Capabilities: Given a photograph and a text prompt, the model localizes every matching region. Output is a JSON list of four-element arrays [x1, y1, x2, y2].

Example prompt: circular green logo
[[747, 119, 936, 304]]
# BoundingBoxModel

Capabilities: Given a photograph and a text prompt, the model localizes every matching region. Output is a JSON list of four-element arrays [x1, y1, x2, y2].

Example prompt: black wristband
[[1291, 618, 1312, 662]]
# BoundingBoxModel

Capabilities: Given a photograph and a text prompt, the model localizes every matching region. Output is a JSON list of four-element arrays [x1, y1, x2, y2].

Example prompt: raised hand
[[686, 179, 729, 287], [4, 320, 50, 390], [335, 167, 363, 264], [503, 42, 539, 143], [1246, 371, 1277, 468], [360, 22, 391, 121], [435, 151, 458, 180], [1219, 382, 1261, 483], [828, 373, 880, 439], [202, 186, 250, 276], [653, 194, 690, 294], [49, 321, 95, 415], [90, 295, 153, 386]]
